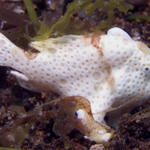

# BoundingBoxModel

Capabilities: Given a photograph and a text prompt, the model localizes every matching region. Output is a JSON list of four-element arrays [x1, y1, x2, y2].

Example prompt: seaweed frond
[[23, 0, 39, 25], [23, 0, 51, 41], [23, 0, 133, 39], [49, 0, 133, 36], [84, 0, 133, 30], [49, 0, 91, 36], [31, 22, 51, 41]]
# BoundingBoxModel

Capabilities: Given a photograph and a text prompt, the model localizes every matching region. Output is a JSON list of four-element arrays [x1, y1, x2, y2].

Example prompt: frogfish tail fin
[[0, 32, 24, 67]]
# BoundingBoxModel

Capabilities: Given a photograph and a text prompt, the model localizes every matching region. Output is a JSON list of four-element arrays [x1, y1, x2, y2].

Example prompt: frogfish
[[0, 27, 150, 142]]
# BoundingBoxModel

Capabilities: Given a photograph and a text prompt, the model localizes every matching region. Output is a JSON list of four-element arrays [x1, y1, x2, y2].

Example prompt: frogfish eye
[[145, 67, 149, 71]]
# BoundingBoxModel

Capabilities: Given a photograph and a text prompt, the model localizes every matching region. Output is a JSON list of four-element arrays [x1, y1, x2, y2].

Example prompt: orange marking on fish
[[107, 75, 115, 88], [24, 51, 38, 60], [83, 35, 90, 39], [91, 36, 103, 56]]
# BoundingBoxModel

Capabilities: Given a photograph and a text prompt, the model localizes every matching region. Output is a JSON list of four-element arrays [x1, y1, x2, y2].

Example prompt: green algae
[[49, 0, 133, 36], [49, 0, 92, 36], [31, 22, 51, 41], [85, 0, 133, 30], [23, 0, 133, 40], [23, 0, 39, 25], [23, 0, 51, 41]]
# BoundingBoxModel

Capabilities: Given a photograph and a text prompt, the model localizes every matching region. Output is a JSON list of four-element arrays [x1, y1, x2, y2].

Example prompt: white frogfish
[[0, 27, 150, 142]]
